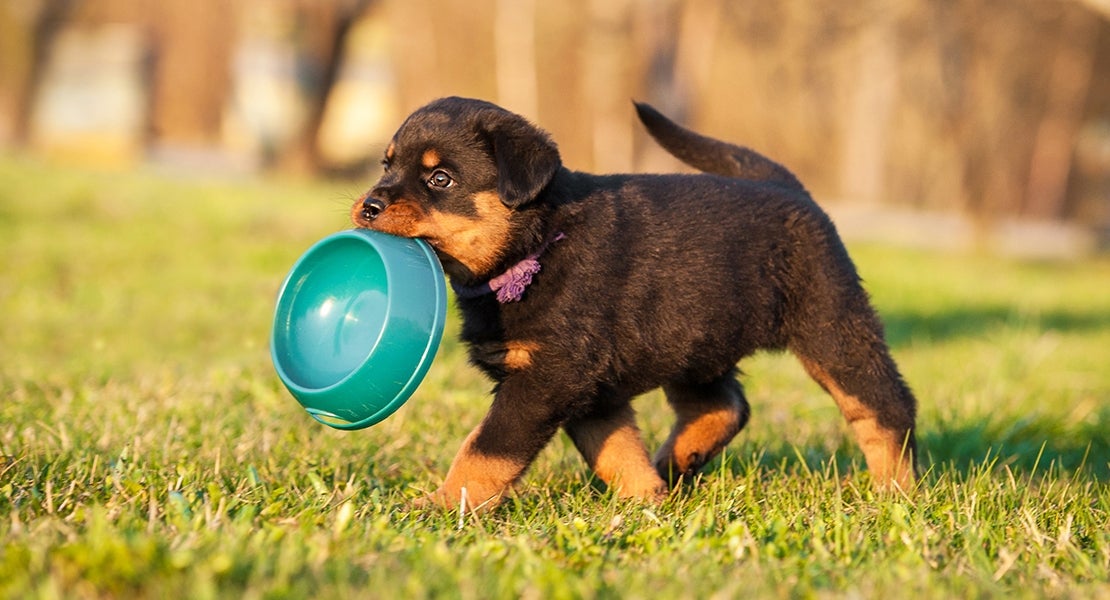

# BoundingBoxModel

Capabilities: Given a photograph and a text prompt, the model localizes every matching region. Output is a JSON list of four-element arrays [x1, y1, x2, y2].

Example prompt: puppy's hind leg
[[653, 371, 751, 485], [791, 322, 918, 490], [565, 403, 668, 501]]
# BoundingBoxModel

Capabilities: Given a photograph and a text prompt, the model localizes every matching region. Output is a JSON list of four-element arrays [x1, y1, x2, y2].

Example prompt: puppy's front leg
[[419, 426, 525, 512], [419, 379, 565, 512]]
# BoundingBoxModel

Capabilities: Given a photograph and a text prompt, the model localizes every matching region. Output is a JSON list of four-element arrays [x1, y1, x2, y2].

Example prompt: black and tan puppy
[[352, 97, 917, 511]]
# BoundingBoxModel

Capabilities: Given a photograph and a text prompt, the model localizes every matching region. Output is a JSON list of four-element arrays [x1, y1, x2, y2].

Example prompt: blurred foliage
[[0, 0, 1108, 227]]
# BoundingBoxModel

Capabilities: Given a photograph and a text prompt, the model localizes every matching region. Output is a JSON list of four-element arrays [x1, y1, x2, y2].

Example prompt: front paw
[[409, 493, 437, 511], [411, 484, 507, 513], [411, 488, 457, 511]]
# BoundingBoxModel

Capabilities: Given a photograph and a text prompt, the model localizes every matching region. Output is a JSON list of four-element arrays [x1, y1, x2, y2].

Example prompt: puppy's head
[[352, 97, 561, 281]]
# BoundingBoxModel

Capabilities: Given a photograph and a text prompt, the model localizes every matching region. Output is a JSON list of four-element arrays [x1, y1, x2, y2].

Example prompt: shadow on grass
[[881, 305, 1110, 348], [717, 406, 1110, 484], [916, 413, 1110, 481]]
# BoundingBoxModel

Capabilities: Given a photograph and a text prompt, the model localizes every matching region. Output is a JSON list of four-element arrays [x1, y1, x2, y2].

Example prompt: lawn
[[1, 156, 1108, 598]]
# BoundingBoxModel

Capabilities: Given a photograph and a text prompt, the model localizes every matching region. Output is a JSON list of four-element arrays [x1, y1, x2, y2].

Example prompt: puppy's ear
[[488, 117, 561, 208]]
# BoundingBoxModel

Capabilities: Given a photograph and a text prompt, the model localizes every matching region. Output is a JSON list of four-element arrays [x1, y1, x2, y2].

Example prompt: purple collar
[[451, 232, 565, 303]]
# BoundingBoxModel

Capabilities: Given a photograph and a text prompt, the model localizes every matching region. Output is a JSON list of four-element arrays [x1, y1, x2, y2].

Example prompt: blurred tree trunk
[[585, 0, 635, 173], [673, 0, 720, 120], [840, 7, 897, 205], [9, 0, 75, 145], [386, 0, 497, 113], [384, 0, 439, 110], [277, 0, 373, 174], [934, 1, 1025, 222], [1024, 6, 1098, 219], [533, 1, 589, 168], [146, 0, 234, 147], [495, 0, 538, 119]]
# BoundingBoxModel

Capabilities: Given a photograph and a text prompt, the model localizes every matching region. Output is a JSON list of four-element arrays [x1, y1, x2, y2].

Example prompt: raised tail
[[634, 101, 803, 190]]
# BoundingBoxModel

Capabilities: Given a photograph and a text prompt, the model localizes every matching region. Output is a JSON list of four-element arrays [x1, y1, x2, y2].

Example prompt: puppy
[[352, 97, 917, 511]]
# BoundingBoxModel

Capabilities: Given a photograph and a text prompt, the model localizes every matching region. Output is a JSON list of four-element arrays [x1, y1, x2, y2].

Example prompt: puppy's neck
[[450, 231, 565, 303]]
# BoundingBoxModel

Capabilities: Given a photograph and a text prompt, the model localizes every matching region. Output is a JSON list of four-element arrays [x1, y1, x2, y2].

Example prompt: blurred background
[[2, 0, 1109, 255]]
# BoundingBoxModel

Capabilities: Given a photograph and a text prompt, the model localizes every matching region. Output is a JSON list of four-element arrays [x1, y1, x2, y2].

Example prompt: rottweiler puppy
[[352, 97, 917, 511]]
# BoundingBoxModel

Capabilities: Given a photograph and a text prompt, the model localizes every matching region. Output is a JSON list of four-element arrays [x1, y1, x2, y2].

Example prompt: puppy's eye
[[380, 158, 391, 172], [428, 170, 454, 189]]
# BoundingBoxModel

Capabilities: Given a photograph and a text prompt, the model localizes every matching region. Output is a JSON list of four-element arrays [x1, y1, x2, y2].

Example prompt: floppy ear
[[488, 117, 561, 208]]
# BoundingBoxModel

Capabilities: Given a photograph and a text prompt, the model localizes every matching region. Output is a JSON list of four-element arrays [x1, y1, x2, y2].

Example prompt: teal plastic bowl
[[270, 229, 447, 429]]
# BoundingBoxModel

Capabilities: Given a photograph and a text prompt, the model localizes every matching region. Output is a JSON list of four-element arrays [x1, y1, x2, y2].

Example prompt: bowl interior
[[273, 237, 388, 390]]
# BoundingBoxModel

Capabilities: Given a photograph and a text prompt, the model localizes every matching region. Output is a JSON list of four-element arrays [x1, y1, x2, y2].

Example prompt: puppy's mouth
[[349, 194, 509, 283], [351, 197, 415, 234], [350, 198, 452, 261]]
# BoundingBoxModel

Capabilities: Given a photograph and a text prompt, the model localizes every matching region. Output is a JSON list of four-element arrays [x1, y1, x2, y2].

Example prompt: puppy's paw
[[409, 493, 440, 511], [412, 484, 507, 513], [619, 486, 669, 506], [653, 453, 703, 487], [609, 475, 669, 503]]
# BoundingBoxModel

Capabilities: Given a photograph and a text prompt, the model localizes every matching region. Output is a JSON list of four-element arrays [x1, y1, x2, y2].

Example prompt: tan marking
[[421, 427, 526, 512], [352, 190, 514, 277], [385, 142, 395, 161], [421, 148, 440, 169], [424, 191, 514, 276], [351, 197, 427, 234], [800, 359, 916, 490], [392, 192, 513, 277], [503, 340, 539, 370], [653, 398, 744, 480], [567, 407, 667, 500]]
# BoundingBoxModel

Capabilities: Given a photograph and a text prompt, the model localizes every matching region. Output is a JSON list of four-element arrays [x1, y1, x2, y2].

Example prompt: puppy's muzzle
[[361, 196, 387, 221]]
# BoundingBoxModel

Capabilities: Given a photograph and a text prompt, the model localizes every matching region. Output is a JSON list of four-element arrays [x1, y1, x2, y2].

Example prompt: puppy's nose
[[361, 197, 387, 220]]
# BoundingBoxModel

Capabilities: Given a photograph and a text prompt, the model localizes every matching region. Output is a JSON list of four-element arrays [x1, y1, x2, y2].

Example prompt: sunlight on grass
[[1, 157, 1108, 598]]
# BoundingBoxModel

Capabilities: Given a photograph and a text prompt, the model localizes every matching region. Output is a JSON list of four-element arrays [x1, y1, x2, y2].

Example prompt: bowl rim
[[270, 229, 447, 429]]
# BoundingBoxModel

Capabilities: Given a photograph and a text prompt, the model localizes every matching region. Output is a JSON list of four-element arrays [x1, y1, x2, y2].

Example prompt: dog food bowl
[[271, 229, 447, 429]]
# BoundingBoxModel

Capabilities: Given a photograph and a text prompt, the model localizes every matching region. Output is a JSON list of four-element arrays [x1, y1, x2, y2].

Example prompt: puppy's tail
[[634, 101, 803, 190]]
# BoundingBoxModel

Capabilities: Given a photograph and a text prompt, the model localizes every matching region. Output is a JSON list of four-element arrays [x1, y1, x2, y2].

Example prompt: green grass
[[1, 155, 1108, 598]]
